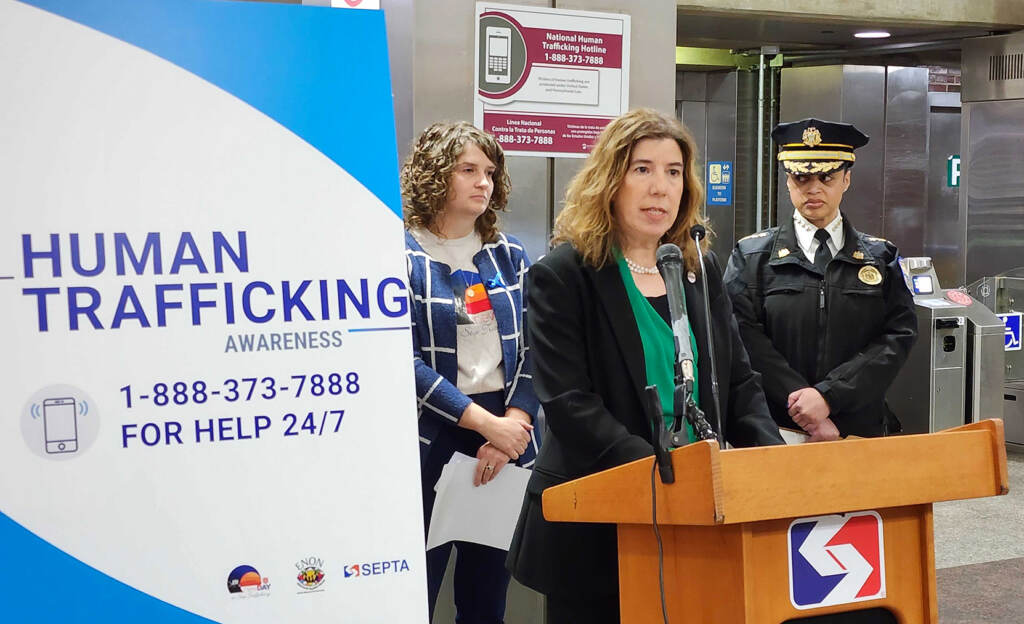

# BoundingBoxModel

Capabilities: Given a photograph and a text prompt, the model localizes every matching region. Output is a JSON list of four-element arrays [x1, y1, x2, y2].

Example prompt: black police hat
[[771, 118, 869, 175]]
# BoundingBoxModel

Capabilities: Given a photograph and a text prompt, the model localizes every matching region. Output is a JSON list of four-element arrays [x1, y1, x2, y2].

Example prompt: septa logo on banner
[[343, 557, 411, 578], [227, 565, 271, 597], [788, 511, 885, 609]]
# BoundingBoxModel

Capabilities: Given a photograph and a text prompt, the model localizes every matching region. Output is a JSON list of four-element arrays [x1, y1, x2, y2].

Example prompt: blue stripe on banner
[[0, 509, 218, 623], [17, 0, 402, 218]]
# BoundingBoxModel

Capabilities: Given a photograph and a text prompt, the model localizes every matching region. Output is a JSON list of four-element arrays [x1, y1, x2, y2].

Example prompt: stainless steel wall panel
[[779, 65, 844, 120], [680, 99, 708, 169], [839, 65, 887, 237], [504, 156, 552, 262], [962, 31, 1024, 103], [677, 71, 708, 102], [925, 92, 964, 286], [964, 99, 1024, 282], [777, 65, 887, 236], [882, 66, 929, 257], [552, 158, 584, 227]]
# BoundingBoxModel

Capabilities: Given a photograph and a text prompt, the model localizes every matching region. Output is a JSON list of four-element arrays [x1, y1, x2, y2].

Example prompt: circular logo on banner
[[478, 14, 528, 97], [296, 556, 327, 591], [227, 565, 270, 596], [20, 384, 100, 460]]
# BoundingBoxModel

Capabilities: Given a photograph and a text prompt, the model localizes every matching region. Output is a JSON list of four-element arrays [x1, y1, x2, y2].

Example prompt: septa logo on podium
[[788, 511, 885, 609]]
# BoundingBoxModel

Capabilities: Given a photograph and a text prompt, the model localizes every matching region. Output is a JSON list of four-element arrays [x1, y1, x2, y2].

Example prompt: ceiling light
[[854, 31, 891, 39]]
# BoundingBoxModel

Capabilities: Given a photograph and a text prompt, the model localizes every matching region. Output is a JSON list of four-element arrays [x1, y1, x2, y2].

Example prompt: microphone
[[690, 225, 724, 446], [656, 243, 714, 446], [655, 244, 696, 391]]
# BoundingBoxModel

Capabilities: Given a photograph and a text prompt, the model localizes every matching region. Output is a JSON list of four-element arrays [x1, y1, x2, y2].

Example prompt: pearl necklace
[[624, 255, 659, 275]]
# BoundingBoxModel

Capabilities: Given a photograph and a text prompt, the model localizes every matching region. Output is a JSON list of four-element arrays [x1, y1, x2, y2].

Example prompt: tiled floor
[[934, 449, 1024, 623]]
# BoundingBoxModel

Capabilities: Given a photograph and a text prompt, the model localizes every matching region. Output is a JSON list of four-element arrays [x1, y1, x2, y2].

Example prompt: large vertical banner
[[0, 1, 427, 622], [473, 2, 630, 158]]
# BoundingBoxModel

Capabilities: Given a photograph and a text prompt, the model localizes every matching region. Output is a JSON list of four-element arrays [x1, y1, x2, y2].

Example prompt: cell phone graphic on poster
[[485, 26, 512, 84], [44, 397, 79, 454]]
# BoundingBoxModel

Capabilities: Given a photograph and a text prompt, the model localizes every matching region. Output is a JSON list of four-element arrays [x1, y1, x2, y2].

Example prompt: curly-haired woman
[[506, 109, 783, 623], [402, 121, 539, 623]]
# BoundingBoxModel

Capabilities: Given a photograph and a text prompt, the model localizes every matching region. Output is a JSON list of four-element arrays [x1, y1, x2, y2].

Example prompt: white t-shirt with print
[[412, 227, 505, 396]]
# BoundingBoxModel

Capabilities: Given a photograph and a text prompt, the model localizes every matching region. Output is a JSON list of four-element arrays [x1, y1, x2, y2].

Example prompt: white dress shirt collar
[[793, 210, 844, 264]]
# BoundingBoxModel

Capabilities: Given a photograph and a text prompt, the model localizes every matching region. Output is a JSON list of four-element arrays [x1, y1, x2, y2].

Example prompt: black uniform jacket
[[507, 243, 784, 599], [723, 214, 918, 438]]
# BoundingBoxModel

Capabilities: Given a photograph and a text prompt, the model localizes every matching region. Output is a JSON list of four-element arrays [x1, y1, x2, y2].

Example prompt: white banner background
[[0, 1, 427, 621]]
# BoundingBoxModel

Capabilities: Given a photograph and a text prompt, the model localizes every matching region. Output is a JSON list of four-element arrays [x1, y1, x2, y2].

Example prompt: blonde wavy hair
[[553, 108, 711, 272], [400, 121, 510, 243]]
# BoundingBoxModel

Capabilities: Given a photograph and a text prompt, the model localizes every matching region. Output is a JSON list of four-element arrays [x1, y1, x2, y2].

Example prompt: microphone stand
[[693, 230, 725, 447], [672, 363, 715, 446]]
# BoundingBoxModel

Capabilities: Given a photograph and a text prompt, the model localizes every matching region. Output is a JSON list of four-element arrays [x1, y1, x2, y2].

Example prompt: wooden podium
[[542, 420, 1009, 623]]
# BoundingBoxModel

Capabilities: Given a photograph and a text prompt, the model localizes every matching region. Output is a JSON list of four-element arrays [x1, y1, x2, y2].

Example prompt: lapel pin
[[853, 251, 865, 260], [485, 272, 505, 289], [778, 248, 790, 258], [687, 271, 697, 283]]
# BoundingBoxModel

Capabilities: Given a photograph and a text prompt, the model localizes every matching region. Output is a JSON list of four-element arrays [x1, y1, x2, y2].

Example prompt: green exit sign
[[947, 155, 960, 187]]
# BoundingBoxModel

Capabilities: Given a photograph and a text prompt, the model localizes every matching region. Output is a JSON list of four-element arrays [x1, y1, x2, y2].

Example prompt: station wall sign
[[474, 2, 630, 158], [707, 161, 734, 206]]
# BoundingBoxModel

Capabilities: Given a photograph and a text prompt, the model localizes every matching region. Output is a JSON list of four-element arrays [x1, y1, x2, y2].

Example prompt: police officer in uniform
[[724, 119, 917, 441]]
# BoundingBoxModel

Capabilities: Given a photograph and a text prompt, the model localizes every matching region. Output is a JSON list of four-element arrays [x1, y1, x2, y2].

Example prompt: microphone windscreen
[[656, 243, 682, 265], [690, 224, 707, 240]]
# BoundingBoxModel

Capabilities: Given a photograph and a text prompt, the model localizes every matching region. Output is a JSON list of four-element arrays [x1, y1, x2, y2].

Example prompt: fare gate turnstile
[[887, 258, 1006, 435], [969, 274, 1024, 448]]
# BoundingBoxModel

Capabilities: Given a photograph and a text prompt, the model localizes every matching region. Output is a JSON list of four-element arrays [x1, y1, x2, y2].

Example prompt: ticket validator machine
[[887, 258, 1005, 434]]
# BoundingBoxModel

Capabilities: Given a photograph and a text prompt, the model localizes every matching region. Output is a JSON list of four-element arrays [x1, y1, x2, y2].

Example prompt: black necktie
[[813, 228, 832, 273]]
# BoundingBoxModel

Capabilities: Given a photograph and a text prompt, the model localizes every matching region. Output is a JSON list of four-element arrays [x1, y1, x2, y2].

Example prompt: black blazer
[[507, 243, 784, 599]]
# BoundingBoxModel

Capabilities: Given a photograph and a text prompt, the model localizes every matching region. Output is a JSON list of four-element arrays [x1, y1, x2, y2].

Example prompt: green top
[[616, 254, 698, 445]]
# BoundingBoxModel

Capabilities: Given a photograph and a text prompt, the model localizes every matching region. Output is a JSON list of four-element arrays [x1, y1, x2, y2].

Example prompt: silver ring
[[484, 465, 494, 471]]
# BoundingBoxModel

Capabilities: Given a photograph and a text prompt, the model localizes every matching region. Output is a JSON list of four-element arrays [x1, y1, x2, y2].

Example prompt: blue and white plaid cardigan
[[405, 230, 540, 468]]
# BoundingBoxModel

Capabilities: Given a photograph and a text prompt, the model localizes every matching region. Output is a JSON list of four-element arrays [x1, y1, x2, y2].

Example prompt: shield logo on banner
[[788, 511, 886, 609]]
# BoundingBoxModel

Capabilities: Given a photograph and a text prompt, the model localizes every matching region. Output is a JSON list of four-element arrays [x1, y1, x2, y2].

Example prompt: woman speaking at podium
[[506, 108, 783, 623]]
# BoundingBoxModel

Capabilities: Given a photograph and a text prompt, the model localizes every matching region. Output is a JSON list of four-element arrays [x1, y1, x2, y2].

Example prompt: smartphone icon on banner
[[485, 26, 512, 84], [44, 397, 79, 454]]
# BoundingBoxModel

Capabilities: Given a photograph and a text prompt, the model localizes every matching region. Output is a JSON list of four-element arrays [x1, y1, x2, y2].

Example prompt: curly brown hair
[[400, 121, 510, 243], [553, 108, 711, 272]]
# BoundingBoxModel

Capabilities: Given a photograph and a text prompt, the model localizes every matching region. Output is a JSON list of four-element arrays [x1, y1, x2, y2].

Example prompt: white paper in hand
[[426, 451, 531, 551]]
